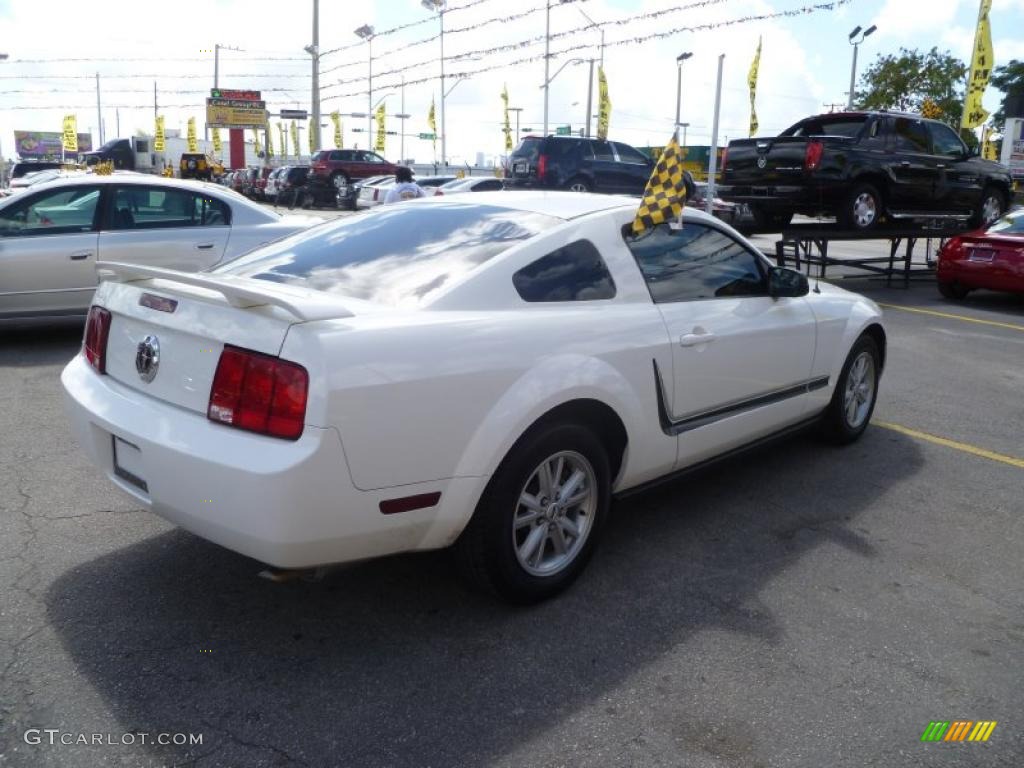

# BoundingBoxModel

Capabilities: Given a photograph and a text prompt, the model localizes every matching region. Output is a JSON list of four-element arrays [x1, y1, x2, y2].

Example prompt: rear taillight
[[537, 154, 548, 181], [207, 346, 309, 441], [721, 147, 728, 170], [805, 140, 824, 171], [434, 189, 444, 196], [83, 306, 111, 374]]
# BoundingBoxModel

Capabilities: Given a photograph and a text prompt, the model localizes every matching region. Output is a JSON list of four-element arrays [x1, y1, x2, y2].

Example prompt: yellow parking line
[[876, 421, 1024, 469], [877, 303, 1024, 333]]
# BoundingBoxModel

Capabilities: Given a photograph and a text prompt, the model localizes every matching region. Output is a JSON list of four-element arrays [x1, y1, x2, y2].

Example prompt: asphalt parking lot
[[1, 245, 1022, 767]]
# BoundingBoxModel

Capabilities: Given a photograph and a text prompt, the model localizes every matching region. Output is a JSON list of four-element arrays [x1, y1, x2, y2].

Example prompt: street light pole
[[354, 25, 375, 140], [680, 122, 690, 147], [675, 52, 692, 133], [576, 6, 603, 137], [847, 24, 877, 109], [421, 1, 448, 165]]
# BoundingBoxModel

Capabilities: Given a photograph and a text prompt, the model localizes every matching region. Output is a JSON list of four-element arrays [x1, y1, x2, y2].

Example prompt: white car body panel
[[62, 193, 886, 569]]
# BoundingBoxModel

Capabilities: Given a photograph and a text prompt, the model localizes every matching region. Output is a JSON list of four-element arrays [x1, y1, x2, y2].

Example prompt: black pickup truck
[[720, 111, 1013, 232]]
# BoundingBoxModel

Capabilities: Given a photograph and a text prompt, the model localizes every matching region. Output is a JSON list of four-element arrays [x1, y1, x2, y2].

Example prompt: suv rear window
[[782, 116, 867, 138], [215, 203, 561, 307], [512, 137, 543, 162]]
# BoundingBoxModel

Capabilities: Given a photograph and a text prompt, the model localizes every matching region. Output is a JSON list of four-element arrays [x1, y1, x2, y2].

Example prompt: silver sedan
[[0, 173, 321, 320]]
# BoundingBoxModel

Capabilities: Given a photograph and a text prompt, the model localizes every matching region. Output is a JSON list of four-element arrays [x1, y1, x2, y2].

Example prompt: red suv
[[309, 149, 398, 193]]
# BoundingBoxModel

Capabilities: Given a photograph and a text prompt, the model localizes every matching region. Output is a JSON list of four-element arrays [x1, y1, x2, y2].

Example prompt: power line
[[8, 56, 307, 63]]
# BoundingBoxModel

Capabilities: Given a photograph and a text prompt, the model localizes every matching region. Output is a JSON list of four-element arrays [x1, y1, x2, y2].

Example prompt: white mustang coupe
[[62, 192, 886, 603]]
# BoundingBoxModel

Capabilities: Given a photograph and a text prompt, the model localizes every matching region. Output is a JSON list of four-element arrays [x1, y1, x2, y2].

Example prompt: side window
[[0, 186, 101, 236], [364, 153, 386, 164], [476, 179, 503, 191], [624, 222, 767, 303], [592, 142, 615, 161], [613, 142, 649, 163], [893, 118, 931, 153], [927, 122, 965, 158], [513, 239, 616, 302], [111, 187, 205, 229], [860, 118, 888, 149]]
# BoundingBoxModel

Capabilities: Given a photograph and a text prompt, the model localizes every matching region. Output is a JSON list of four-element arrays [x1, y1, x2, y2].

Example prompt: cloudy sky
[[2, 0, 1023, 166]]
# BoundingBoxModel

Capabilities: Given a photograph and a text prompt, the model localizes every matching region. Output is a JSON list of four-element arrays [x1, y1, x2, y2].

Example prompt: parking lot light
[[847, 24, 877, 110]]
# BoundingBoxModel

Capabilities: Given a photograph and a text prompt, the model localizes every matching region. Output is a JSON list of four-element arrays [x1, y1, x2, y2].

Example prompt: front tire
[[820, 335, 881, 444], [969, 185, 1006, 229], [455, 422, 610, 604], [838, 182, 883, 232]]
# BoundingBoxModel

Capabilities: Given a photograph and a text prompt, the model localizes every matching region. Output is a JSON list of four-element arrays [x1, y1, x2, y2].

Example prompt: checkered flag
[[632, 132, 688, 235]]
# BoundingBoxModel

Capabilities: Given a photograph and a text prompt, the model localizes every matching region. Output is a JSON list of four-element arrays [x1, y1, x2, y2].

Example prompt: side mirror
[[768, 266, 809, 298]]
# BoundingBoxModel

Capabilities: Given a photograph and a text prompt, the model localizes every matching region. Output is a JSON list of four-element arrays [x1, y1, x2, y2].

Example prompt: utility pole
[[308, 0, 321, 150], [153, 81, 158, 120], [707, 54, 725, 214], [354, 25, 375, 141], [397, 75, 410, 162], [422, 1, 447, 165], [585, 59, 594, 137], [95, 72, 103, 143], [543, 0, 552, 136]]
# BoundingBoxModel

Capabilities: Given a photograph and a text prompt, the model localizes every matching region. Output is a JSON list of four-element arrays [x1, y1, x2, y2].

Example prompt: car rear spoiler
[[95, 261, 355, 322]]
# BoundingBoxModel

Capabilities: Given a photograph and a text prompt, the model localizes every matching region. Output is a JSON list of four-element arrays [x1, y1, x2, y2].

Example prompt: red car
[[937, 209, 1024, 298], [309, 149, 398, 192]]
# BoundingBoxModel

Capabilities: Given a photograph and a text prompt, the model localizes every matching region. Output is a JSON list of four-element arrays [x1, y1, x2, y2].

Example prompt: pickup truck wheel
[[839, 183, 882, 231], [970, 186, 1006, 228], [820, 335, 880, 444], [455, 422, 610, 604]]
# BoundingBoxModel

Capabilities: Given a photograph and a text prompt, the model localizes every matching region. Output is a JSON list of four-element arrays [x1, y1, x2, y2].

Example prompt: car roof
[[411, 190, 719, 223]]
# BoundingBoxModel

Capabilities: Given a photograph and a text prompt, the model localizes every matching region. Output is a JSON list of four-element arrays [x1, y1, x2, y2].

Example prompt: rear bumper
[[61, 354, 475, 568]]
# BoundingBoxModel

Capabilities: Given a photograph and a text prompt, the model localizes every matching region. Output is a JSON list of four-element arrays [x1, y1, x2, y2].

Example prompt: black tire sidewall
[[465, 423, 610, 603], [823, 335, 881, 443], [840, 183, 882, 231], [566, 176, 591, 193]]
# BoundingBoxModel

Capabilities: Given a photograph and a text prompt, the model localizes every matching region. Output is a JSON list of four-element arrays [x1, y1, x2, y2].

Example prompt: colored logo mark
[[921, 721, 997, 742]]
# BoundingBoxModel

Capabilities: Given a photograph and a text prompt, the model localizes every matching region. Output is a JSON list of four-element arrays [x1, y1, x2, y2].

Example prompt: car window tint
[[624, 222, 768, 302], [111, 187, 211, 230], [215, 203, 561, 307], [860, 117, 888, 149], [0, 186, 101, 236], [927, 122, 965, 158], [475, 179, 503, 191], [365, 153, 386, 164], [893, 118, 931, 153], [592, 141, 615, 161], [512, 137, 542, 161], [783, 116, 867, 137], [513, 240, 616, 302], [194, 195, 232, 226], [613, 142, 649, 163]]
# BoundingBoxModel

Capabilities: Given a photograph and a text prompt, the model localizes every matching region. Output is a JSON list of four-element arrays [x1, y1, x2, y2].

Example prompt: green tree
[[990, 59, 1024, 132], [855, 47, 969, 136]]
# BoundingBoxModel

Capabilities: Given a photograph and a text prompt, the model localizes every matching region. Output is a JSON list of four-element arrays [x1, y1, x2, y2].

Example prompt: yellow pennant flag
[[291, 120, 299, 158], [154, 115, 166, 153], [375, 104, 386, 152], [253, 127, 262, 157], [597, 66, 611, 141], [428, 98, 437, 154], [981, 125, 999, 160], [748, 37, 762, 137], [211, 127, 222, 155], [501, 84, 512, 151], [631, 132, 689, 236], [962, 0, 993, 129], [264, 124, 273, 159], [331, 111, 343, 149], [187, 117, 198, 153], [62, 114, 78, 152], [278, 122, 286, 158]]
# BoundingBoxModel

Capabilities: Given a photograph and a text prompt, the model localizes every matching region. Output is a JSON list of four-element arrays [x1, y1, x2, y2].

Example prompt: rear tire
[[455, 422, 610, 604], [838, 182, 883, 232], [820, 335, 881, 444], [565, 176, 592, 193], [937, 281, 970, 300]]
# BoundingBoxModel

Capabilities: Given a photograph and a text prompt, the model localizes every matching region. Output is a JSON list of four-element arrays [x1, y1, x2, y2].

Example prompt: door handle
[[69, 251, 92, 261], [936, 163, 946, 169], [194, 243, 215, 250], [679, 332, 718, 347], [900, 161, 911, 168]]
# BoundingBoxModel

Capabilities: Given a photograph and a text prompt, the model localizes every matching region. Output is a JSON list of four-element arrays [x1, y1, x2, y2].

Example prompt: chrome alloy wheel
[[852, 192, 877, 228], [332, 175, 349, 193], [843, 351, 876, 429], [568, 181, 589, 193], [512, 450, 597, 577], [981, 194, 1003, 225]]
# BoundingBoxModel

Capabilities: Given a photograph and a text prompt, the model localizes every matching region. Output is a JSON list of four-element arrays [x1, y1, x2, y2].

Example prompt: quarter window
[[612, 142, 649, 163], [0, 186, 101, 236], [624, 222, 768, 302], [513, 240, 616, 302], [592, 141, 615, 161]]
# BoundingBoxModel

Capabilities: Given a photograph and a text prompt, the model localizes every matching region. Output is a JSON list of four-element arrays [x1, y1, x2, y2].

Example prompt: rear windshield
[[987, 212, 1024, 235], [782, 116, 867, 138], [214, 202, 561, 307], [310, 151, 327, 162], [512, 137, 542, 161]]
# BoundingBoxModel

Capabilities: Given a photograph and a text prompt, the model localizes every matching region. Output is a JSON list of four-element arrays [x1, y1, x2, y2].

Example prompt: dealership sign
[[14, 130, 93, 158], [205, 98, 268, 129]]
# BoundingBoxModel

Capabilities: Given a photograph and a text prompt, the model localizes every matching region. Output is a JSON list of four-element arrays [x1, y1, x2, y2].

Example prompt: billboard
[[205, 98, 268, 129], [14, 130, 93, 158]]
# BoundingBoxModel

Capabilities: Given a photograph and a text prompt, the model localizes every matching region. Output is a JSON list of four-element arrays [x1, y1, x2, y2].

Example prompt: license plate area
[[514, 162, 528, 174], [112, 435, 148, 493], [968, 248, 994, 263]]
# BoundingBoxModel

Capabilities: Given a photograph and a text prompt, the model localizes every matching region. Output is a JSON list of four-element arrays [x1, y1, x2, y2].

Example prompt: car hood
[[275, 213, 324, 228]]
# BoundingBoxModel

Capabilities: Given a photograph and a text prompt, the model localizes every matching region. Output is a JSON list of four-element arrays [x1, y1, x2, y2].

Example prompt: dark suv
[[309, 149, 399, 192], [504, 135, 654, 195]]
